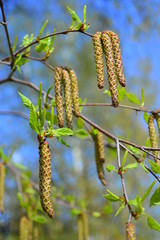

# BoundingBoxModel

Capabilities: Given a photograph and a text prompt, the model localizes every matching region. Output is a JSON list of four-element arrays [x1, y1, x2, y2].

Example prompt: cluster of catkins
[[92, 30, 126, 107], [54, 67, 80, 129], [148, 113, 160, 164], [0, 162, 5, 214], [19, 216, 38, 240]]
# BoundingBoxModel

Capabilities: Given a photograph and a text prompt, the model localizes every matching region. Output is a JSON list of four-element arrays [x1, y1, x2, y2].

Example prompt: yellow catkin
[[155, 114, 160, 138], [28, 219, 33, 240], [82, 212, 89, 240], [126, 222, 136, 240], [78, 214, 83, 240], [148, 114, 159, 164], [69, 69, 80, 117], [39, 140, 54, 218], [62, 69, 73, 129], [91, 130, 106, 185], [33, 227, 39, 240], [19, 216, 29, 240], [0, 163, 5, 213], [108, 31, 126, 87], [54, 67, 64, 128], [92, 32, 105, 89], [102, 31, 118, 107]]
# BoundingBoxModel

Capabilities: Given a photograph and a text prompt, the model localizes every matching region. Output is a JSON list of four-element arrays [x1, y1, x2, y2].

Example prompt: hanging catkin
[[62, 69, 73, 129], [82, 212, 89, 240], [148, 114, 159, 164], [108, 31, 126, 87], [39, 139, 54, 218], [126, 222, 136, 240], [69, 69, 80, 117], [92, 32, 105, 89], [77, 214, 83, 240], [0, 162, 5, 213], [91, 130, 106, 185], [102, 31, 118, 107], [19, 216, 29, 240], [54, 67, 64, 128], [155, 114, 160, 138]]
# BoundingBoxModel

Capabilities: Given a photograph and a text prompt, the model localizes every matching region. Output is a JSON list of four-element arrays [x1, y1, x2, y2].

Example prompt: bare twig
[[0, 0, 14, 63], [0, 110, 29, 120]]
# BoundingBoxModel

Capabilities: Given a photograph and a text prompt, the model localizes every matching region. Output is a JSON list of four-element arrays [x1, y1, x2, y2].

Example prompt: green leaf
[[12, 35, 18, 52], [145, 137, 151, 147], [21, 33, 34, 47], [29, 104, 39, 134], [143, 112, 149, 124], [150, 188, 160, 207], [149, 160, 160, 174], [40, 20, 48, 37], [124, 162, 137, 170], [141, 180, 156, 203], [121, 150, 128, 168], [128, 146, 141, 156], [25, 188, 36, 195], [14, 163, 27, 170], [32, 215, 48, 224], [139, 162, 149, 173], [45, 84, 54, 103], [115, 204, 125, 217], [141, 88, 145, 106], [66, 6, 81, 23], [106, 165, 117, 172], [147, 215, 160, 232], [57, 137, 70, 148], [76, 118, 84, 129], [83, 5, 87, 23], [51, 128, 73, 137], [74, 129, 89, 139], [18, 92, 32, 109], [118, 87, 126, 102], [103, 203, 113, 214], [92, 211, 101, 218], [104, 89, 111, 97], [17, 192, 24, 207], [126, 92, 141, 105], [104, 190, 120, 202], [71, 208, 81, 216]]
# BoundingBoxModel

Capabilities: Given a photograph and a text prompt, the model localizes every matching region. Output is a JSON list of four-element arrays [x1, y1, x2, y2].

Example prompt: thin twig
[[0, 0, 14, 63], [0, 110, 29, 120]]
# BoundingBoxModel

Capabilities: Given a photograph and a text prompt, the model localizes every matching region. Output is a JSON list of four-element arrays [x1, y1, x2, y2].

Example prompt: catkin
[[91, 130, 106, 185], [54, 67, 64, 128], [102, 31, 118, 107], [108, 31, 126, 87], [78, 214, 83, 240], [19, 216, 29, 240], [0, 162, 5, 213], [62, 69, 73, 129], [155, 114, 160, 138], [82, 212, 89, 240], [126, 222, 136, 240], [92, 32, 105, 89], [69, 69, 80, 117], [148, 114, 159, 164], [39, 140, 54, 218], [33, 227, 39, 240]]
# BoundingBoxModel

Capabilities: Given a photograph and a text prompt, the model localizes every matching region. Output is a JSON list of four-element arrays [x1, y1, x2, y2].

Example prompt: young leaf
[[14, 163, 27, 171], [48, 128, 73, 137], [118, 87, 126, 102], [106, 165, 117, 172], [83, 5, 87, 23], [141, 88, 145, 107], [29, 104, 39, 134], [139, 162, 149, 173], [126, 92, 141, 105], [40, 20, 48, 37], [104, 89, 111, 97], [12, 35, 18, 52], [150, 188, 160, 207], [121, 150, 128, 168], [32, 215, 48, 224], [128, 146, 141, 156], [66, 6, 81, 23], [76, 118, 84, 129], [21, 33, 34, 47], [141, 180, 156, 203], [124, 162, 137, 170], [149, 160, 160, 174], [104, 190, 120, 202], [71, 208, 81, 216], [143, 112, 149, 124], [92, 211, 101, 218], [18, 92, 32, 109], [147, 215, 160, 232], [57, 137, 70, 148], [74, 129, 89, 139], [115, 204, 125, 217], [45, 84, 54, 103]]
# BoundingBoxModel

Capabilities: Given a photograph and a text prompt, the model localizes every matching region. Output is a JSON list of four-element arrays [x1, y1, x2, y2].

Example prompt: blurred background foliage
[[0, 0, 160, 239]]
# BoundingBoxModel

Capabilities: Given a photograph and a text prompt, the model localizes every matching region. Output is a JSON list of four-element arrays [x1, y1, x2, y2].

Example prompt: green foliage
[[104, 190, 120, 202], [150, 188, 160, 207], [147, 215, 160, 232], [149, 160, 160, 174], [21, 33, 34, 48], [67, 5, 90, 31], [118, 86, 126, 102], [73, 129, 89, 139], [141, 88, 145, 106], [92, 211, 101, 218], [18, 92, 32, 109], [126, 92, 141, 105], [144, 112, 149, 124], [32, 215, 48, 224], [124, 162, 137, 170], [106, 164, 117, 172], [71, 208, 82, 216], [12, 35, 18, 52], [40, 20, 48, 37], [115, 204, 125, 217]]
